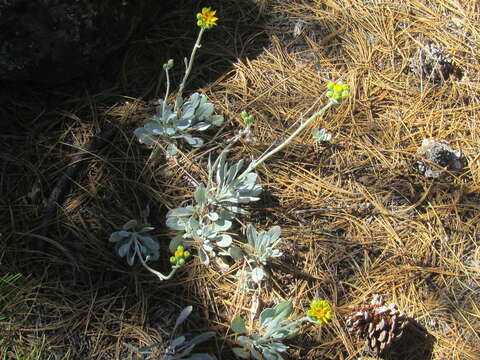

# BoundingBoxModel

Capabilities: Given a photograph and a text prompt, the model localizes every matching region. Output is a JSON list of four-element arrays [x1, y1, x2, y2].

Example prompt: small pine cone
[[345, 295, 408, 355]]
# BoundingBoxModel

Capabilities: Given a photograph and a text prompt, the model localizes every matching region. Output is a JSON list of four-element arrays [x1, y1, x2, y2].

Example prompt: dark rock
[[0, 0, 147, 84], [416, 139, 463, 179]]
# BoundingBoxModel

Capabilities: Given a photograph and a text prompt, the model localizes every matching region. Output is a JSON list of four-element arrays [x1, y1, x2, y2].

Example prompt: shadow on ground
[[384, 319, 435, 360], [0, 1, 268, 358]]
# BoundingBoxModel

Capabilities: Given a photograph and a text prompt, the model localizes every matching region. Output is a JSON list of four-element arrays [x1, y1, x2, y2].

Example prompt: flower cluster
[[241, 111, 254, 126], [163, 59, 174, 70], [307, 299, 333, 325], [170, 245, 191, 266], [197, 7, 218, 28], [326, 81, 350, 104]]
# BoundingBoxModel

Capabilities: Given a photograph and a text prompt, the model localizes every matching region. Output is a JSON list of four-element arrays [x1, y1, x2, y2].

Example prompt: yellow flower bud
[[184, 251, 190, 258], [175, 249, 184, 258], [170, 256, 177, 263], [333, 84, 343, 93]]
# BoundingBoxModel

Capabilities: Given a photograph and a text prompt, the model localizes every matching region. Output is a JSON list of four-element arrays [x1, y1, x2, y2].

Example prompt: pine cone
[[346, 295, 408, 355]]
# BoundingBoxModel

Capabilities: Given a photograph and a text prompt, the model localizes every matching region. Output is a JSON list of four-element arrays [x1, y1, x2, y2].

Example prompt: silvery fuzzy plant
[[311, 127, 332, 143], [124, 306, 216, 360], [231, 299, 334, 360], [134, 13, 223, 156], [166, 149, 262, 265], [110, 219, 183, 281], [238, 224, 283, 287], [230, 301, 302, 360], [165, 81, 349, 268], [134, 59, 224, 156]]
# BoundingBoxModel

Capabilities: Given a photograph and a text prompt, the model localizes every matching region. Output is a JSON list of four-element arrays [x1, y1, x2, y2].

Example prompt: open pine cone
[[346, 295, 408, 355]]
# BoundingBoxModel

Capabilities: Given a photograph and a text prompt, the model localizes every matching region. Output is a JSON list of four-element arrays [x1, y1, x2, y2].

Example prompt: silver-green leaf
[[231, 316, 246, 334]]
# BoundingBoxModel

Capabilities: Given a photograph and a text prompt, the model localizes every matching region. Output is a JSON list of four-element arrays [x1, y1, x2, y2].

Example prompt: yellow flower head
[[307, 299, 333, 325], [326, 81, 349, 104], [197, 7, 218, 28], [175, 249, 184, 258], [174, 245, 184, 258]]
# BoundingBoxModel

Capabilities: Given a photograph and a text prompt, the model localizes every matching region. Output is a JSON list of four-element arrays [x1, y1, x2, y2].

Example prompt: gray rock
[[416, 139, 463, 178], [0, 0, 147, 83]]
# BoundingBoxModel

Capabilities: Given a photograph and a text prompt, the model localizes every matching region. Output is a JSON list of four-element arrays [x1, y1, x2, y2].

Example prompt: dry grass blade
[[1, 0, 479, 359]]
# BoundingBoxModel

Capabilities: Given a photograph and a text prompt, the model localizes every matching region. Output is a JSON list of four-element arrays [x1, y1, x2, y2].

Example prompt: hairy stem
[[238, 101, 335, 179], [174, 27, 206, 116], [162, 66, 171, 118], [135, 242, 179, 281]]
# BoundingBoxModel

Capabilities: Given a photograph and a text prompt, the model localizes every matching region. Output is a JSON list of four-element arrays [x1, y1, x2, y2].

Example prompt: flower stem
[[175, 27, 206, 116], [238, 100, 335, 179], [162, 66, 171, 118], [135, 242, 179, 281]]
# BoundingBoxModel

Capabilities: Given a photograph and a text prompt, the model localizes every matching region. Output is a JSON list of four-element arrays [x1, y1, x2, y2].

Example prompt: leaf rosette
[[125, 306, 217, 360], [231, 302, 298, 360], [109, 220, 159, 266], [240, 224, 283, 285], [166, 154, 263, 265], [134, 92, 223, 154]]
